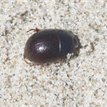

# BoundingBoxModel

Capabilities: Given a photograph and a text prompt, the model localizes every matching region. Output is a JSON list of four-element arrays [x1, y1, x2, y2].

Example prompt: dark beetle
[[24, 29, 80, 65]]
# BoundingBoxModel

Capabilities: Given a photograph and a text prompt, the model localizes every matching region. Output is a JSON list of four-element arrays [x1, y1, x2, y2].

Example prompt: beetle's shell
[[24, 29, 80, 64]]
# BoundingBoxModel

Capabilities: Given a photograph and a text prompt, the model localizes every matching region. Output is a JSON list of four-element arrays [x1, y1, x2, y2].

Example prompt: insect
[[24, 28, 80, 65]]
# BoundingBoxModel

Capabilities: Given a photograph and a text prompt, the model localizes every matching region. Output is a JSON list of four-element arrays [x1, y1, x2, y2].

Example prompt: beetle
[[24, 28, 80, 65]]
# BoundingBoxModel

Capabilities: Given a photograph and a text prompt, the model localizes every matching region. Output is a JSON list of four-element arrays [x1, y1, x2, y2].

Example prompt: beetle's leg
[[59, 59, 65, 66], [24, 55, 35, 66], [24, 56, 43, 67], [27, 28, 41, 33], [27, 29, 36, 33], [35, 28, 40, 32], [55, 59, 65, 67]]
